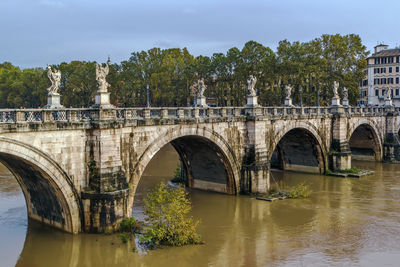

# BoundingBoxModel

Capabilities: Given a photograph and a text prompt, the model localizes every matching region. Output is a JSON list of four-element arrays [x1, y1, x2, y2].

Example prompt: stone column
[[329, 107, 351, 171], [383, 109, 400, 162]]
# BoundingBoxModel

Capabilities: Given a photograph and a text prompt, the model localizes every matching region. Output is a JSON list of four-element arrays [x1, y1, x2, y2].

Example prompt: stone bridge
[[1, 105, 400, 233]]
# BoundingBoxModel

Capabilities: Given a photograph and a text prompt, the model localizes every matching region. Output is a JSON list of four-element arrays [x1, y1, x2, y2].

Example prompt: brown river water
[[1, 144, 400, 267]]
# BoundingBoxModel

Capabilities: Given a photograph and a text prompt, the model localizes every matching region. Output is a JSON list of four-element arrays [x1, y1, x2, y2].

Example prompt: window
[[382, 78, 387, 84], [375, 89, 379, 96], [397, 56, 400, 63], [397, 66, 399, 72], [381, 67, 386, 73], [389, 67, 392, 73], [374, 68, 379, 74], [397, 77, 399, 84], [397, 89, 399, 96]]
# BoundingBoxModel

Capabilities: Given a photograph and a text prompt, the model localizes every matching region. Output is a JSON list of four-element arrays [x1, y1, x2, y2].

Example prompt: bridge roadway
[[0, 105, 399, 233]]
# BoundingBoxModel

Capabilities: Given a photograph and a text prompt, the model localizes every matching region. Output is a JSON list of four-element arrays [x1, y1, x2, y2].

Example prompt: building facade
[[359, 44, 400, 106]]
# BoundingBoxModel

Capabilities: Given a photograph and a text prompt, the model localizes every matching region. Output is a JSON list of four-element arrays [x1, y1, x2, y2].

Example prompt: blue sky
[[0, 0, 398, 68]]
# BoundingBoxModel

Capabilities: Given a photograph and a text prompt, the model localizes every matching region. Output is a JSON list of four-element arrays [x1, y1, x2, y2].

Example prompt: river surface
[[2, 144, 400, 266]]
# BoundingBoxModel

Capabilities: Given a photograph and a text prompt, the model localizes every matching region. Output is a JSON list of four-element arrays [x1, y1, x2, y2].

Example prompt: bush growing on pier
[[118, 217, 142, 234], [140, 182, 202, 248], [287, 183, 312, 198]]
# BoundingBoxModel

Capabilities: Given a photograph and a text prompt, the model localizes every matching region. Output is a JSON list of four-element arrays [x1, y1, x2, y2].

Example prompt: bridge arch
[[348, 120, 383, 161], [269, 122, 328, 174], [128, 125, 240, 215], [0, 137, 82, 233]]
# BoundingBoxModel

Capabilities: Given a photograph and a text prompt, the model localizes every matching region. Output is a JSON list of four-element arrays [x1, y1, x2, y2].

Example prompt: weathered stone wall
[[0, 106, 397, 233]]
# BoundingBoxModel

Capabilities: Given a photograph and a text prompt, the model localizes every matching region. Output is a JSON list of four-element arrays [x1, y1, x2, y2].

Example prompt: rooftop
[[370, 48, 400, 58]]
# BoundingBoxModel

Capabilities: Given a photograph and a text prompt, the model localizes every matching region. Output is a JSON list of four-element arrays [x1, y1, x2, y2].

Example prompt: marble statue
[[385, 88, 392, 100], [285, 84, 292, 99], [247, 75, 257, 96], [46, 65, 61, 94], [343, 87, 348, 100], [333, 81, 339, 98], [96, 62, 110, 93], [196, 78, 207, 98]]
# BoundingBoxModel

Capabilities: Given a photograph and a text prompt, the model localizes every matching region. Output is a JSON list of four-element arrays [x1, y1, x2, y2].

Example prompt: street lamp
[[146, 84, 150, 108], [299, 86, 303, 107]]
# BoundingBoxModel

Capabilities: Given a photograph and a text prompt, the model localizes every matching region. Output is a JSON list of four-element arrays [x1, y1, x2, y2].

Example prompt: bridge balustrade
[[0, 105, 398, 125]]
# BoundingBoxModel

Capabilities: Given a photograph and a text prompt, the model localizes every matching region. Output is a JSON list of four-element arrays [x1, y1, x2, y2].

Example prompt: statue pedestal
[[331, 97, 341, 107], [246, 96, 258, 107], [284, 98, 293, 107], [342, 99, 349, 106], [385, 99, 393, 107], [196, 97, 207, 107], [92, 91, 114, 108], [44, 92, 64, 109]]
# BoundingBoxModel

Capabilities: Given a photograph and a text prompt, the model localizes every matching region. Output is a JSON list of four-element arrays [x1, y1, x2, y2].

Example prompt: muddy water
[[2, 145, 400, 266]]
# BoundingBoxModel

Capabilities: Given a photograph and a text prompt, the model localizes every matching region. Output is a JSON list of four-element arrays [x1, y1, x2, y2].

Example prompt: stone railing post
[[177, 109, 185, 119], [68, 109, 78, 122], [41, 110, 53, 122], [15, 111, 26, 123], [220, 108, 227, 117], [233, 108, 241, 117], [161, 109, 168, 119], [193, 108, 199, 118], [144, 109, 151, 119]]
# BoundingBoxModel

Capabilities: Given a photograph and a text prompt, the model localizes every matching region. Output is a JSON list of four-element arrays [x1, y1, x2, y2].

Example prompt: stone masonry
[[0, 105, 398, 233]]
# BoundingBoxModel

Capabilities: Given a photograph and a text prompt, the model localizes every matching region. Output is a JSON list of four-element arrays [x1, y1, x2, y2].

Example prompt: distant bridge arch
[[269, 121, 328, 174]]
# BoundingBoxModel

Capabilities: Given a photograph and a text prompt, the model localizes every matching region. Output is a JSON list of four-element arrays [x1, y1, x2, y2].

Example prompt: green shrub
[[140, 182, 202, 248], [170, 164, 185, 184], [118, 217, 142, 233], [287, 183, 312, 199], [120, 233, 129, 243]]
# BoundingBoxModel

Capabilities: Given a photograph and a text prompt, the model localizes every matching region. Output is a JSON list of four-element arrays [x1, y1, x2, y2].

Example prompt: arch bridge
[[0, 105, 399, 233]]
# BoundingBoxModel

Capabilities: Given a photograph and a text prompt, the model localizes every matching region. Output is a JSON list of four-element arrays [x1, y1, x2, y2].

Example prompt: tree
[[140, 182, 201, 248]]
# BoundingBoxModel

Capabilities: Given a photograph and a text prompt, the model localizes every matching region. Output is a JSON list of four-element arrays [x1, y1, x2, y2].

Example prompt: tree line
[[0, 34, 368, 108]]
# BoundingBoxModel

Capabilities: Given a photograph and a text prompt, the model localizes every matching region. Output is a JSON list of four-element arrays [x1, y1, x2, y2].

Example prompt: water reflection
[[1, 146, 400, 266]]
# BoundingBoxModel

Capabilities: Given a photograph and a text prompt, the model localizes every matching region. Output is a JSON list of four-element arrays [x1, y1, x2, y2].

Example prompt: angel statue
[[196, 78, 207, 98], [342, 87, 348, 100], [385, 88, 392, 100], [46, 65, 61, 94], [333, 81, 339, 98], [285, 84, 292, 99], [95, 62, 110, 93], [247, 75, 257, 96]]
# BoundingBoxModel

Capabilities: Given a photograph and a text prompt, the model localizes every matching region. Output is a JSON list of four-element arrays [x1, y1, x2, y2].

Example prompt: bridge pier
[[82, 127, 129, 232], [241, 116, 270, 194], [329, 108, 352, 171], [383, 110, 400, 162]]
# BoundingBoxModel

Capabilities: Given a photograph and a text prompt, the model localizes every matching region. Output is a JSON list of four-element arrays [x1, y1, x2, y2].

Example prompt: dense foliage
[[140, 182, 201, 248], [0, 34, 368, 108]]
